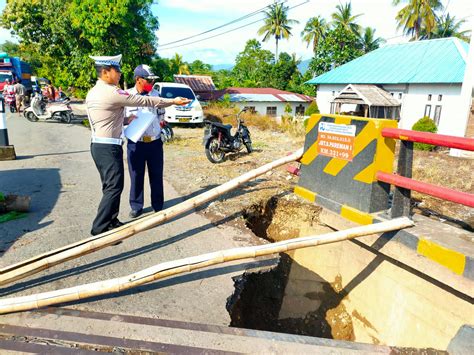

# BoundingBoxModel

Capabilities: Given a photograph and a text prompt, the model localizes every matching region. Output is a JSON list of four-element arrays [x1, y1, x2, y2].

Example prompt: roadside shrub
[[305, 100, 319, 116], [412, 116, 437, 151], [284, 102, 292, 114]]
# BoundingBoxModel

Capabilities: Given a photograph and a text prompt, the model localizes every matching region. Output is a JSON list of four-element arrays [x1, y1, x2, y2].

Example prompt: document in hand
[[124, 108, 155, 143]]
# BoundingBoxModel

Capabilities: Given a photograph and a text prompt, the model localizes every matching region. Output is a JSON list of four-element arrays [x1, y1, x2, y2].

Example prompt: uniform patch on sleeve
[[116, 89, 129, 96]]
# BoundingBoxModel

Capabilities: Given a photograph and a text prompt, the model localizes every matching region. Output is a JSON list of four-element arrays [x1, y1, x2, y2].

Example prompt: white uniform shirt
[[125, 87, 165, 138]]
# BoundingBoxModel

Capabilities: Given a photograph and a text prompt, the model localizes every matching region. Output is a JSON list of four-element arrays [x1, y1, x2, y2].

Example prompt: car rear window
[[161, 87, 195, 100]]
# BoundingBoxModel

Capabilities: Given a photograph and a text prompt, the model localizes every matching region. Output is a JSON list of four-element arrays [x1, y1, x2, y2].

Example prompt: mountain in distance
[[212, 63, 234, 71], [211, 59, 311, 73], [298, 58, 311, 74]]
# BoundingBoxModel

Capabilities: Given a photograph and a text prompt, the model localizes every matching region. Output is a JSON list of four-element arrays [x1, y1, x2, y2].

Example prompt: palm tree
[[301, 16, 328, 54], [393, 0, 443, 40], [426, 13, 471, 41], [359, 27, 386, 53], [258, 2, 299, 60], [170, 53, 190, 75], [331, 2, 362, 34]]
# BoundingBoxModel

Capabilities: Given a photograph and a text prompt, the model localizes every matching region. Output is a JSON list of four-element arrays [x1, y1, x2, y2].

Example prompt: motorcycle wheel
[[160, 126, 174, 143], [25, 111, 38, 122], [245, 141, 253, 153], [60, 112, 72, 124], [205, 137, 225, 163], [10, 105, 16, 113]]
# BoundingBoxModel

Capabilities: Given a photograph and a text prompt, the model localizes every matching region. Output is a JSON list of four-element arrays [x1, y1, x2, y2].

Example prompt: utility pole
[[0, 97, 16, 160]]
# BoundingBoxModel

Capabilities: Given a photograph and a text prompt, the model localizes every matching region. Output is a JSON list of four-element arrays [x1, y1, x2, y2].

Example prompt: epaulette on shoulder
[[116, 89, 129, 96]]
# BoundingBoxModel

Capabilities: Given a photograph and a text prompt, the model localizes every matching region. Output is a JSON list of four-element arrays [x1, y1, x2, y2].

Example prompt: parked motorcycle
[[160, 119, 174, 143], [203, 109, 253, 163], [24, 92, 74, 123]]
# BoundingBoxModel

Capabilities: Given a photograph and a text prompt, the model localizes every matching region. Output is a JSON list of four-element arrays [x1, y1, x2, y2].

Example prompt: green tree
[[1, 0, 159, 94], [232, 39, 274, 87], [0, 41, 20, 57], [308, 24, 363, 78], [331, 2, 361, 34], [189, 60, 212, 75], [421, 13, 471, 41], [151, 56, 174, 82], [301, 16, 328, 54], [169, 53, 190, 75], [269, 52, 300, 90], [359, 27, 385, 53], [393, 0, 442, 40], [257, 2, 298, 60]]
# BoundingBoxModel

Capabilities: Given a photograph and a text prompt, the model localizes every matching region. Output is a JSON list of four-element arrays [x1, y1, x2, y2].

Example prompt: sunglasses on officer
[[139, 77, 155, 84]]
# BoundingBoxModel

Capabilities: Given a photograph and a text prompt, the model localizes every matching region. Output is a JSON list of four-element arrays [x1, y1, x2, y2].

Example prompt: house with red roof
[[210, 87, 314, 118]]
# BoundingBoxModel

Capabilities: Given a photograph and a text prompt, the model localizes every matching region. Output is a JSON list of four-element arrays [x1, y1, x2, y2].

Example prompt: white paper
[[124, 108, 155, 143]]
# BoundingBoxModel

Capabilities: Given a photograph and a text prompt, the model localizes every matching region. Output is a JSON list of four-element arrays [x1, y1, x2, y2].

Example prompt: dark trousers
[[90, 143, 124, 235], [127, 139, 164, 212]]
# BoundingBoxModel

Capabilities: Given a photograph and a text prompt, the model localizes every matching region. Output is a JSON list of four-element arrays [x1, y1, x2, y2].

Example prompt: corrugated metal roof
[[334, 84, 400, 106], [307, 37, 469, 85], [224, 87, 313, 102], [174, 75, 216, 92]]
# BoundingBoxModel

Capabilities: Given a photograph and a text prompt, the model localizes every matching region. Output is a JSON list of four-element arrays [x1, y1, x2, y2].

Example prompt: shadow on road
[[16, 150, 89, 160], [0, 168, 61, 257]]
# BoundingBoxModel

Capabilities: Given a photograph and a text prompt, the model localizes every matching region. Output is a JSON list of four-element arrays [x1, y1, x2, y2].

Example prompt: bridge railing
[[376, 128, 474, 218]]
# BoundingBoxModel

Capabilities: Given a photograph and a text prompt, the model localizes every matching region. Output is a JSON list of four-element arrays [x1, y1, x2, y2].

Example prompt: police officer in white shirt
[[125, 64, 166, 218], [86, 55, 189, 235]]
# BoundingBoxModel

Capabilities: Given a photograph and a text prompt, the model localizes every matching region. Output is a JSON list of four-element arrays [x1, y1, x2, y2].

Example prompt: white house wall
[[232, 101, 310, 117], [402, 84, 462, 135], [316, 83, 464, 136]]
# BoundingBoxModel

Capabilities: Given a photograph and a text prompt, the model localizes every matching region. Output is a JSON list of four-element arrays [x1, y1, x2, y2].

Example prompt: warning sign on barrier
[[317, 122, 356, 161]]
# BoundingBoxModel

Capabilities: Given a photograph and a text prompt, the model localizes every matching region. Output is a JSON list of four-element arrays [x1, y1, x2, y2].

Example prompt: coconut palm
[[426, 13, 471, 41], [301, 16, 329, 54], [359, 27, 386, 53], [393, 0, 443, 40], [258, 2, 299, 60], [331, 2, 362, 34], [170, 53, 190, 75]]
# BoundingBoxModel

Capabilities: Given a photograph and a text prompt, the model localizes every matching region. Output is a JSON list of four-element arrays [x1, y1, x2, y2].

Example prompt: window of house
[[424, 104, 431, 117], [390, 92, 394, 96], [428, 94, 432, 101], [295, 104, 305, 116], [244, 106, 256, 113], [434, 105, 442, 125], [438, 94, 443, 101], [398, 93, 402, 100], [266, 106, 277, 117], [332, 91, 335, 96]]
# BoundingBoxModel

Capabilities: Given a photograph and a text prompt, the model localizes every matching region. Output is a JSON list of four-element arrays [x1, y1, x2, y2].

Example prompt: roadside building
[[211, 87, 313, 118], [174, 74, 216, 101], [307, 37, 470, 136]]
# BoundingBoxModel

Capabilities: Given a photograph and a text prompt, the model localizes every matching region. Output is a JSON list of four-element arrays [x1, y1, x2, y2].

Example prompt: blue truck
[[0, 52, 33, 96]]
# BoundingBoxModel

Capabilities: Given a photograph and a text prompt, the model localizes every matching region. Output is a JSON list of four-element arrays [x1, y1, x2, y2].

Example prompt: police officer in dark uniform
[[86, 55, 190, 235], [125, 65, 165, 218]]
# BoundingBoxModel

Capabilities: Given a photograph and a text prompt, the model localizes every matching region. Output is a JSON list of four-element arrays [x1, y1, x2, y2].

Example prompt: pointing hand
[[173, 97, 192, 106]]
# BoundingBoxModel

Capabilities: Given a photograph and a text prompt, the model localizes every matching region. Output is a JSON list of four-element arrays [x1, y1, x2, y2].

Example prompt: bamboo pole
[[0, 148, 304, 286], [0, 217, 413, 314]]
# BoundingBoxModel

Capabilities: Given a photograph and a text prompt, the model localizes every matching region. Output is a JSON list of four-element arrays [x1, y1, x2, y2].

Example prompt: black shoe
[[108, 219, 124, 230], [129, 209, 143, 218]]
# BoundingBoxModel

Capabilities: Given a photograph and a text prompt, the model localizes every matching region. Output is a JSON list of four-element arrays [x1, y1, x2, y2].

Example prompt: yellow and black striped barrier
[[295, 114, 397, 225]]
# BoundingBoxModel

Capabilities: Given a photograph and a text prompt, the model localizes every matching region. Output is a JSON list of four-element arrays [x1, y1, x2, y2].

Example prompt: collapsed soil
[[164, 126, 474, 231]]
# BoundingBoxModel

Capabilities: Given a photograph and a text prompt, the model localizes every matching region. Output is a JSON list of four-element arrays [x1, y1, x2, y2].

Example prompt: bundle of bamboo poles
[[0, 148, 304, 286], [0, 217, 413, 314]]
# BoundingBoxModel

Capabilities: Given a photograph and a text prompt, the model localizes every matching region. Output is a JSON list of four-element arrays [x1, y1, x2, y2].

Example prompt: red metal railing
[[379, 128, 474, 217]]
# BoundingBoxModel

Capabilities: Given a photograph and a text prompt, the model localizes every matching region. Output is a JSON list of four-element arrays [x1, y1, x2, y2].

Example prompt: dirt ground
[[164, 125, 473, 232]]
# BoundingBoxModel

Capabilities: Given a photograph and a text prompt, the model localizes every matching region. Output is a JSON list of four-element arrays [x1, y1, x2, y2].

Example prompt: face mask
[[143, 83, 153, 93]]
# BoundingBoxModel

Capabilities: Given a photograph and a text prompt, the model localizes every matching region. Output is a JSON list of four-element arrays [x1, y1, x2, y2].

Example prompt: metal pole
[[391, 140, 413, 218], [0, 97, 9, 146]]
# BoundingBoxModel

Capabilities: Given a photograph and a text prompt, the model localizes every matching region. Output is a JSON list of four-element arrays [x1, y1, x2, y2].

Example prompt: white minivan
[[153, 82, 204, 125]]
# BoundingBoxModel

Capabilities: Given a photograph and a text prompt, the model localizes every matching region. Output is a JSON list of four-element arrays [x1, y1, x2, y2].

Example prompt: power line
[[157, 0, 310, 51], [157, 0, 289, 48]]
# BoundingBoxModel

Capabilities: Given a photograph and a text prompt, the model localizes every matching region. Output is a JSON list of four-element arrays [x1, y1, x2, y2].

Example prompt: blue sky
[[1, 0, 472, 65]]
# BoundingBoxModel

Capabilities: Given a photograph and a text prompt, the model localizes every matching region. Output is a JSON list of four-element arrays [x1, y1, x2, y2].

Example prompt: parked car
[[153, 82, 204, 126]]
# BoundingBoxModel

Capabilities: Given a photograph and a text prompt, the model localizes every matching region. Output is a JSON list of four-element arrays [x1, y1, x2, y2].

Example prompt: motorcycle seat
[[212, 122, 232, 131]]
